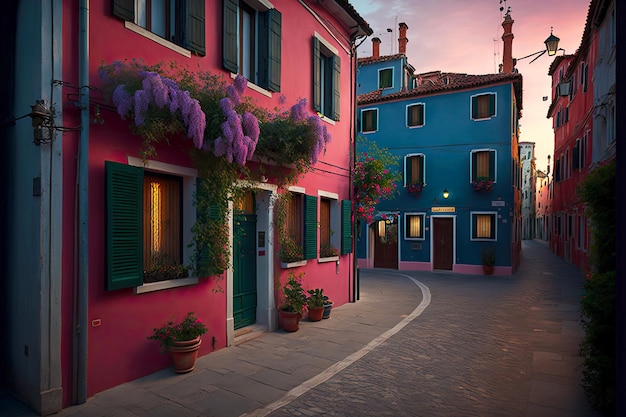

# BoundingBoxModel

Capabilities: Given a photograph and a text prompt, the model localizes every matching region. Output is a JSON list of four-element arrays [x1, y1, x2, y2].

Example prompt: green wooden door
[[233, 213, 257, 329]]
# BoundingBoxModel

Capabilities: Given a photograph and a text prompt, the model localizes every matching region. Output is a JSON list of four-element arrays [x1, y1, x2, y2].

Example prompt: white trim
[[318, 190, 339, 199], [318, 256, 339, 263], [470, 92, 497, 120], [127, 156, 198, 177], [135, 277, 199, 294], [230, 72, 272, 98], [360, 108, 379, 133], [288, 185, 306, 194], [406, 102, 425, 128], [124, 21, 191, 58], [281, 260, 307, 269], [314, 31, 340, 56], [469, 149, 497, 184], [430, 215, 457, 270], [403, 153, 426, 187]]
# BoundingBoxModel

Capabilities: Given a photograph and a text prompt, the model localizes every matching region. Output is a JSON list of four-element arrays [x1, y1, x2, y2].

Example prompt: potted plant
[[148, 311, 208, 373], [306, 288, 327, 322], [481, 247, 496, 275], [319, 243, 338, 259], [278, 273, 307, 332], [322, 298, 333, 319], [405, 182, 424, 197], [472, 177, 494, 192], [278, 236, 305, 266]]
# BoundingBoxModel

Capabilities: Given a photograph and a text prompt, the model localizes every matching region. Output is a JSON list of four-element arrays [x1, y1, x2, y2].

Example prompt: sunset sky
[[350, 0, 591, 172]]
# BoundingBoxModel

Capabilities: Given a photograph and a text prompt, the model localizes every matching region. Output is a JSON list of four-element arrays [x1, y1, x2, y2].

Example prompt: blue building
[[356, 21, 522, 275]]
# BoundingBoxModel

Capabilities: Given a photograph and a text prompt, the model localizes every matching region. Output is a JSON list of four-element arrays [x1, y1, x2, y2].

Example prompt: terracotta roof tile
[[357, 71, 523, 108]]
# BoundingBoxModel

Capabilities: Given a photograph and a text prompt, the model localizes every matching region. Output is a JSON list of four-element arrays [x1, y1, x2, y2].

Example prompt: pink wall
[[60, 0, 357, 404]]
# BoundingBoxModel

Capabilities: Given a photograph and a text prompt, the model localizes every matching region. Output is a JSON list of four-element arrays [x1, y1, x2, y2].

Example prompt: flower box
[[405, 182, 424, 196], [471, 177, 494, 192]]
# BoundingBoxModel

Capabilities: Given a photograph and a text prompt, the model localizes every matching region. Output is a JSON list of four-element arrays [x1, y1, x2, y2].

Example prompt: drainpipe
[[75, 0, 89, 404]]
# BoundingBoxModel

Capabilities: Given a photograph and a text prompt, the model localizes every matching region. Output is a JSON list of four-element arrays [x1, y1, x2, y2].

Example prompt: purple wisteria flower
[[290, 98, 308, 122], [233, 75, 247, 95], [112, 85, 133, 118]]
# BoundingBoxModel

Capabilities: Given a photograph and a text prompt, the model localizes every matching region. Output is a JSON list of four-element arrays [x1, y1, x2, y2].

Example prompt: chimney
[[501, 11, 515, 73], [398, 22, 409, 55], [372, 37, 381, 58]]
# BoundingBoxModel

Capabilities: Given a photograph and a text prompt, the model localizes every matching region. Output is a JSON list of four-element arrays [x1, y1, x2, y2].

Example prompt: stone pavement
[[1, 240, 601, 417]]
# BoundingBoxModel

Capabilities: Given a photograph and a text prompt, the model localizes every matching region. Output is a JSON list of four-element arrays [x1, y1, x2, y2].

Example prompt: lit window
[[471, 212, 496, 240], [404, 154, 425, 185], [470, 150, 496, 182], [404, 213, 425, 240]]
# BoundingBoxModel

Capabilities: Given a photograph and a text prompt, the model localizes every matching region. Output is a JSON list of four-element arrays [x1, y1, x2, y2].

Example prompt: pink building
[[1, 1, 371, 414]]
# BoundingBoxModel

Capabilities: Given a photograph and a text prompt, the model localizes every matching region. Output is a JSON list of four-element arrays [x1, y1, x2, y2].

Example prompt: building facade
[[0, 1, 371, 414], [519, 141, 536, 240], [355, 17, 523, 275]]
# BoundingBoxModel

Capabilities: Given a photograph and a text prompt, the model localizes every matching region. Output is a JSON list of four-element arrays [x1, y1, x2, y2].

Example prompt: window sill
[[124, 21, 191, 58], [280, 260, 307, 269], [229, 73, 272, 98], [134, 277, 199, 294], [318, 256, 339, 263]]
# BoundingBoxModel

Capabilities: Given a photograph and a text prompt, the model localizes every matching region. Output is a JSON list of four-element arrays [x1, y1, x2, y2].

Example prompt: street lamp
[[517, 28, 563, 64]]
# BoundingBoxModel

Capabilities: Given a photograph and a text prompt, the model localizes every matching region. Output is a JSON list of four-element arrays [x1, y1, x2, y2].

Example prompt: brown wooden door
[[373, 220, 398, 269], [433, 218, 453, 270]]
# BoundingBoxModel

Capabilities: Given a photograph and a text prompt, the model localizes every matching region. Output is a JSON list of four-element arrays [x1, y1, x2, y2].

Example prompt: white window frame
[[378, 67, 394, 89], [361, 108, 379, 133], [470, 92, 497, 120], [127, 156, 199, 294], [318, 190, 340, 262], [404, 212, 426, 241], [469, 149, 497, 183], [470, 211, 497, 241], [406, 103, 425, 128], [404, 153, 426, 186]]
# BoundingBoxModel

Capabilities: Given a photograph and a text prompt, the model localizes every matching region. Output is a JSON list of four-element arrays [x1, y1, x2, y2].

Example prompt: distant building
[[519, 142, 536, 240], [535, 163, 552, 241], [355, 14, 523, 275]]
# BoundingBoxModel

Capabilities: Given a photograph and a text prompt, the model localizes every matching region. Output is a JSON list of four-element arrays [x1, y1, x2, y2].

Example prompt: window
[[471, 93, 496, 120], [361, 109, 378, 132], [223, 0, 282, 92], [112, 0, 205, 55], [406, 103, 425, 128], [607, 103, 615, 145], [105, 160, 197, 291], [470, 150, 496, 182], [313, 35, 340, 120], [378, 68, 393, 89], [404, 213, 425, 240], [471, 212, 496, 240], [573, 139, 580, 170], [581, 62, 588, 93], [283, 191, 317, 261], [404, 154, 425, 185], [318, 193, 341, 259]]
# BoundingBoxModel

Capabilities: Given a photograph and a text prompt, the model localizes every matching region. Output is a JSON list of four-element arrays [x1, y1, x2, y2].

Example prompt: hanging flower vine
[[353, 136, 401, 224], [98, 59, 332, 277]]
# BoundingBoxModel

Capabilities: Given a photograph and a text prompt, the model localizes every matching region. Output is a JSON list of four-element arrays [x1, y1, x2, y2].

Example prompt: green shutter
[[471, 152, 478, 181], [341, 200, 352, 254], [332, 54, 340, 121], [112, 0, 134, 21], [267, 8, 281, 92], [417, 155, 424, 183], [417, 105, 424, 125], [405, 156, 413, 185], [105, 161, 143, 290], [187, 0, 206, 56], [471, 96, 478, 119], [488, 94, 496, 116], [304, 195, 317, 260], [195, 178, 223, 275], [222, 0, 239, 73], [489, 151, 496, 180], [312, 37, 321, 112]]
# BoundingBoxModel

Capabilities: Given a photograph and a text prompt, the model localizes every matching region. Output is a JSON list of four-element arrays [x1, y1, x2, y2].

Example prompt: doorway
[[233, 191, 257, 329], [433, 217, 454, 270]]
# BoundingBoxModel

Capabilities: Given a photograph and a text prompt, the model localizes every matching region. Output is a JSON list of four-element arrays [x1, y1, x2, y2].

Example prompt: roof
[[357, 71, 523, 111], [324, 1, 373, 38], [357, 54, 406, 65]]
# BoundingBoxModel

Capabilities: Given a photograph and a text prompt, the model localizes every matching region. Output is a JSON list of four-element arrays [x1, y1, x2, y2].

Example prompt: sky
[[350, 0, 591, 172]]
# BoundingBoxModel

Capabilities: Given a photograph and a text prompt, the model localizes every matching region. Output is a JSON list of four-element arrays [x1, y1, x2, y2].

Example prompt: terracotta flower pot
[[278, 310, 301, 332], [168, 336, 201, 373], [483, 265, 494, 275], [308, 306, 324, 322]]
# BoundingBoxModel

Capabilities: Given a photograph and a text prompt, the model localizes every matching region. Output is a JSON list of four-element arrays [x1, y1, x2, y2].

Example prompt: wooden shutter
[[332, 54, 340, 121], [112, 0, 134, 21], [488, 151, 496, 179], [341, 200, 352, 254], [106, 161, 143, 290], [222, 0, 239, 73], [312, 37, 321, 112], [304, 195, 318, 260], [267, 8, 281, 92], [187, 0, 206, 56], [488, 94, 496, 116], [471, 96, 478, 119], [405, 156, 413, 185]]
